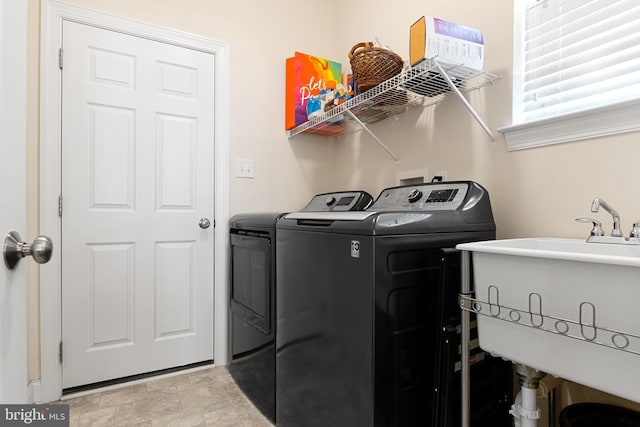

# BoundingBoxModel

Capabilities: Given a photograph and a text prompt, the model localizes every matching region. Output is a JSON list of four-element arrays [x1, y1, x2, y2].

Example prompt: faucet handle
[[575, 217, 604, 237], [630, 222, 640, 238]]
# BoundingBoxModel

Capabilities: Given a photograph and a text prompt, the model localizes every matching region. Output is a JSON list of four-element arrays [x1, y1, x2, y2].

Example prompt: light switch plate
[[236, 159, 254, 178]]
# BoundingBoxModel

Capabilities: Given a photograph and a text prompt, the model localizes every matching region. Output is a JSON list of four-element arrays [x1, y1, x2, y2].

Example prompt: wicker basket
[[349, 42, 404, 94]]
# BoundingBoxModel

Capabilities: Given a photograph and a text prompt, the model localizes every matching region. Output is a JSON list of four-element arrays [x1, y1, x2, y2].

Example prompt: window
[[501, 0, 640, 150]]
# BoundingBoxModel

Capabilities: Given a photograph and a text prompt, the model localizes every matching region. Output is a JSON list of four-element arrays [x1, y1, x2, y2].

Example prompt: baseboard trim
[[28, 380, 42, 404]]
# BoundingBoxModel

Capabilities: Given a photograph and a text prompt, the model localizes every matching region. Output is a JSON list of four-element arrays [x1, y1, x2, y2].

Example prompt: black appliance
[[228, 191, 373, 423], [275, 181, 513, 426]]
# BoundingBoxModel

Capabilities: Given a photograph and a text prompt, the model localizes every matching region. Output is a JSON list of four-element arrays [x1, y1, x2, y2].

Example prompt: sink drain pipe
[[511, 364, 546, 427]]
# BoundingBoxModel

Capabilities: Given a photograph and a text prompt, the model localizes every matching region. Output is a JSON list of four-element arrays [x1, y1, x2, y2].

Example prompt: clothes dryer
[[228, 190, 373, 423]]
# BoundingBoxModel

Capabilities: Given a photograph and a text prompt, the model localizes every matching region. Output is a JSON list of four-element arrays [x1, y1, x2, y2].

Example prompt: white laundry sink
[[456, 238, 640, 403]]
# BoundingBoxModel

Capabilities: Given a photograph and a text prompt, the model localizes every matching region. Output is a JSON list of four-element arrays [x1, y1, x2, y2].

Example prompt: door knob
[[3, 231, 53, 270], [198, 218, 211, 229]]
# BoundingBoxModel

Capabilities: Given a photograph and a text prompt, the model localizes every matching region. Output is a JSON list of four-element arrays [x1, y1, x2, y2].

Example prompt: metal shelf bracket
[[434, 62, 497, 145], [345, 110, 399, 161]]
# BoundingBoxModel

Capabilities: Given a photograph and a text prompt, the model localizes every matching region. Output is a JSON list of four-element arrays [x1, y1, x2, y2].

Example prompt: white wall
[[29, 0, 343, 380], [60, 0, 343, 216], [51, 0, 640, 267], [28, 0, 640, 389], [332, 4, 640, 414], [331, 0, 640, 240]]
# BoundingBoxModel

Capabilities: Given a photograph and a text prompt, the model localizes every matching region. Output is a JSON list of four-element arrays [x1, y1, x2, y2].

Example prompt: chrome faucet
[[591, 198, 623, 237]]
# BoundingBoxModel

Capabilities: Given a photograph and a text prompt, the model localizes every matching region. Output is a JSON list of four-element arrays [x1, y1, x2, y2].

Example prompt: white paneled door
[[0, 1, 29, 403], [61, 21, 215, 388]]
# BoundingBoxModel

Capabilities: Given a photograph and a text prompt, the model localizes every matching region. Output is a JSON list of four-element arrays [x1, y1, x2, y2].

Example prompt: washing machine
[[228, 190, 373, 423], [275, 181, 513, 427]]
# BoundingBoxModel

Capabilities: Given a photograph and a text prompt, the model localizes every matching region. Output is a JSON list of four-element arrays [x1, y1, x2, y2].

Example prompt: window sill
[[499, 99, 640, 151]]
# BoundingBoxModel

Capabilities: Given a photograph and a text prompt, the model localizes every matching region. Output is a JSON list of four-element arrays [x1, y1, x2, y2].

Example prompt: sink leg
[[510, 364, 546, 427]]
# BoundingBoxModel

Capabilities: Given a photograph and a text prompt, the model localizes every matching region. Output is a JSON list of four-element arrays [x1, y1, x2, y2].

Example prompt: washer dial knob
[[325, 196, 336, 206], [407, 189, 422, 203]]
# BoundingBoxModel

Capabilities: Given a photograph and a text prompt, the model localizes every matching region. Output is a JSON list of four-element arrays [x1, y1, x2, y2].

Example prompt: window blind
[[516, 0, 640, 124]]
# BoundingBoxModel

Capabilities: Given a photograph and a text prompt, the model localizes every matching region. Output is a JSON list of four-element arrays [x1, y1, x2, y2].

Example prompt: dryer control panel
[[371, 182, 469, 211], [301, 191, 373, 212]]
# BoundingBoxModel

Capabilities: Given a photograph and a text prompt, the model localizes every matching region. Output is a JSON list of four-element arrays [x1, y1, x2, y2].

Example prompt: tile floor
[[59, 366, 274, 427]]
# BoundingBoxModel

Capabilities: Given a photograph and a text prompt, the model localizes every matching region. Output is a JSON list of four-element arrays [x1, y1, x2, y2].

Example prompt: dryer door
[[230, 232, 272, 334]]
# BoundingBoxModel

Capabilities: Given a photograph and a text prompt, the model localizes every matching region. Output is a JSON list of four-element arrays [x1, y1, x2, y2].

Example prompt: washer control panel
[[371, 182, 469, 211], [301, 191, 373, 212]]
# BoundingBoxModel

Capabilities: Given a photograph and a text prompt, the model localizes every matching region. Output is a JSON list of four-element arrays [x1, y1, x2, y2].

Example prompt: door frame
[[39, 0, 230, 403]]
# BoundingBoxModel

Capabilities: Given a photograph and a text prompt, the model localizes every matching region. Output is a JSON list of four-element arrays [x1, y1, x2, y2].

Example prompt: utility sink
[[456, 238, 640, 404]]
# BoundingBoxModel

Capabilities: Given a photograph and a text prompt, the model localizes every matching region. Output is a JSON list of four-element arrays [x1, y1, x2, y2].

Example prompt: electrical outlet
[[236, 159, 254, 178], [434, 170, 447, 181]]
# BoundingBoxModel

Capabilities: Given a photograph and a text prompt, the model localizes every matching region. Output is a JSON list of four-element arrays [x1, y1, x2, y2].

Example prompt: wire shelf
[[286, 60, 501, 138]]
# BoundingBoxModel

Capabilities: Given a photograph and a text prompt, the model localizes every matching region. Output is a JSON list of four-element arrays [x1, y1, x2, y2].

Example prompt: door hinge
[[58, 47, 63, 70], [59, 341, 63, 364], [58, 195, 63, 217]]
